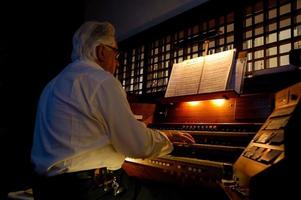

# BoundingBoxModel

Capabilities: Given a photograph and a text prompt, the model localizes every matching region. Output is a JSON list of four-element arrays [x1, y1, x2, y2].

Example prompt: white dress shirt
[[31, 60, 173, 176]]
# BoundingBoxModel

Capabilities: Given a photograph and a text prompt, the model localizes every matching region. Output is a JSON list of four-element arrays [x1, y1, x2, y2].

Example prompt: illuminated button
[[177, 165, 181, 169], [188, 167, 192, 171]]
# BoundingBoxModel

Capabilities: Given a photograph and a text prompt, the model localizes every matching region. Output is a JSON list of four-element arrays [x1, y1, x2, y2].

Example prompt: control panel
[[234, 82, 300, 177], [227, 82, 301, 199]]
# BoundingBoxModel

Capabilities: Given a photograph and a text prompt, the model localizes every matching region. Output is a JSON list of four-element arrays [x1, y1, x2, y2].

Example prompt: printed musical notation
[[165, 49, 242, 98]]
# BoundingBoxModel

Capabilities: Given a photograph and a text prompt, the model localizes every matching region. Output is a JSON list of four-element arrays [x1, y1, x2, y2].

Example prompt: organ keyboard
[[123, 91, 275, 199], [123, 122, 262, 187], [150, 123, 261, 164]]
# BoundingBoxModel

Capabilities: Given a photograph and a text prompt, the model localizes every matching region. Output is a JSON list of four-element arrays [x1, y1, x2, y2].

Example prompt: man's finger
[[180, 133, 195, 144]]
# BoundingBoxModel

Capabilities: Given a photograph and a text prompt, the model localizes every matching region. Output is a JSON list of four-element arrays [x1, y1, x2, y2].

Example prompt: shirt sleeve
[[93, 76, 173, 158]]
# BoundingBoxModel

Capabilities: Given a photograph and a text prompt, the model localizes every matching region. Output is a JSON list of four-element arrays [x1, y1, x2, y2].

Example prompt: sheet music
[[198, 49, 235, 93], [165, 57, 204, 97], [165, 49, 237, 98]]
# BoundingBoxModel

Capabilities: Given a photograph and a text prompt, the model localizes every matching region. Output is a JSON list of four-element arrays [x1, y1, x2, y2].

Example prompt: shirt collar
[[73, 59, 105, 71]]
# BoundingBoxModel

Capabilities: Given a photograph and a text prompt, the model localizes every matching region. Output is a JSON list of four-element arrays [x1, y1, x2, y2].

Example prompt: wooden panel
[[274, 82, 301, 108], [122, 161, 229, 199], [235, 93, 273, 121], [163, 98, 237, 123], [284, 82, 301, 107], [122, 161, 223, 188], [162, 90, 239, 103], [275, 88, 289, 108]]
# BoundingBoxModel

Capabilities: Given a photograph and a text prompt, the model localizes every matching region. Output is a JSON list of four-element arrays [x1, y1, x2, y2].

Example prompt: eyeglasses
[[104, 45, 120, 60]]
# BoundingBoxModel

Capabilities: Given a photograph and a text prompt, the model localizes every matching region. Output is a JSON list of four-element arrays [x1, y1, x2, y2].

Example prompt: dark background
[[0, 1, 85, 197]]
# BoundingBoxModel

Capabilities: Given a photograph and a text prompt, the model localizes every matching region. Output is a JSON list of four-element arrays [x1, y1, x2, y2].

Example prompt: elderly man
[[31, 21, 194, 200]]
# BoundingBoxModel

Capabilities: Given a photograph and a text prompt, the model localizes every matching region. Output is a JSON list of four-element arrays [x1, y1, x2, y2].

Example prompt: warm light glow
[[187, 101, 201, 106], [212, 99, 225, 106]]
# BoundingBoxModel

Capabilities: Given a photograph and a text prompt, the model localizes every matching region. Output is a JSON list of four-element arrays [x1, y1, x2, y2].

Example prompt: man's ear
[[96, 44, 105, 61]]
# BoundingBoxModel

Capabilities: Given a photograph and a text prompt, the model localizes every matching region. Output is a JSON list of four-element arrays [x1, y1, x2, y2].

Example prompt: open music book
[[165, 49, 246, 98]]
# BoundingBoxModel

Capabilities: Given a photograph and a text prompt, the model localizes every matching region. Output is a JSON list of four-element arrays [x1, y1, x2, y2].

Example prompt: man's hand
[[163, 130, 195, 144]]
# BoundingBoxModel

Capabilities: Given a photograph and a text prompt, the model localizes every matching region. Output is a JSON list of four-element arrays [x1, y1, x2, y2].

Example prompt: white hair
[[71, 21, 117, 62]]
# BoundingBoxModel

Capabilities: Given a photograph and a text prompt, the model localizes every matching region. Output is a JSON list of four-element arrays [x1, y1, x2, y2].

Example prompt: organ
[[122, 49, 300, 199]]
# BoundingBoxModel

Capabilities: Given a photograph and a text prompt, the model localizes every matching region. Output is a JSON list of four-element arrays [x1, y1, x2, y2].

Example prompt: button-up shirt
[[31, 60, 173, 176]]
